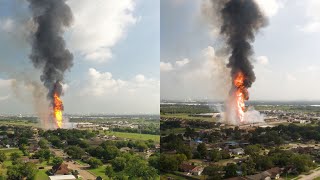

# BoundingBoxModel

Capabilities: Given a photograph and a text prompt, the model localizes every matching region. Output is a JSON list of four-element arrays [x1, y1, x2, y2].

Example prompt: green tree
[[184, 127, 196, 139], [244, 145, 261, 157], [105, 165, 115, 178], [203, 166, 222, 180], [160, 154, 179, 172], [49, 136, 63, 148], [210, 149, 222, 162], [111, 157, 127, 172], [7, 162, 37, 180], [177, 145, 193, 159], [19, 144, 29, 156], [87, 157, 103, 169], [136, 141, 148, 152], [255, 155, 274, 171], [7, 164, 21, 180], [52, 157, 63, 166], [33, 149, 51, 161], [176, 154, 187, 164], [224, 163, 238, 178], [124, 156, 158, 179], [38, 138, 49, 149], [65, 146, 85, 159], [243, 158, 256, 175], [197, 143, 207, 158], [0, 151, 6, 163], [290, 154, 314, 173], [148, 154, 159, 171], [10, 152, 21, 163], [103, 145, 120, 161]]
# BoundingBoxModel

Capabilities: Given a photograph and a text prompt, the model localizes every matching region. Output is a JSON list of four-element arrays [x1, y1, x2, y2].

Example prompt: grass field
[[35, 169, 48, 180], [0, 148, 23, 156], [105, 131, 160, 143], [88, 165, 109, 179], [75, 160, 88, 166], [0, 120, 39, 127], [0, 120, 38, 127]]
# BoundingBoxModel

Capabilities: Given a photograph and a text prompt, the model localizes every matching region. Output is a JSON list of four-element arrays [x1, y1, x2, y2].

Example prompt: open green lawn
[[0, 148, 24, 166], [0, 120, 38, 127], [88, 165, 109, 180], [75, 160, 87, 166], [0, 148, 23, 156], [161, 173, 191, 180], [105, 131, 160, 143], [35, 169, 48, 180]]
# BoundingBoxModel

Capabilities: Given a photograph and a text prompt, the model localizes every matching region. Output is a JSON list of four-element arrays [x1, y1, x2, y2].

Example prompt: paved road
[[65, 161, 96, 180], [50, 148, 96, 180]]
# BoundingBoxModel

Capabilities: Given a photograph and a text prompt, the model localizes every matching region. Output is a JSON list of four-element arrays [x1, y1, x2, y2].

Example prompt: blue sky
[[0, 0, 159, 114], [161, 0, 320, 101]]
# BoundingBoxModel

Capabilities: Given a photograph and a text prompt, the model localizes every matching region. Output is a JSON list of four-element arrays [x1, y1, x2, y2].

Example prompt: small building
[[48, 175, 76, 180], [230, 148, 245, 155], [179, 163, 203, 176], [266, 167, 282, 179], [191, 166, 204, 176], [246, 171, 271, 180], [225, 177, 247, 180], [52, 163, 71, 175], [120, 147, 131, 152]]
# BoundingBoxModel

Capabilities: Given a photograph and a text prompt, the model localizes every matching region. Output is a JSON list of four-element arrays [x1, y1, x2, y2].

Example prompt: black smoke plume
[[27, 0, 73, 104], [218, 0, 267, 89]]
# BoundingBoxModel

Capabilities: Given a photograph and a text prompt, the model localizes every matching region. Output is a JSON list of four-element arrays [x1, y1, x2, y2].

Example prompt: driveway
[[65, 161, 96, 180]]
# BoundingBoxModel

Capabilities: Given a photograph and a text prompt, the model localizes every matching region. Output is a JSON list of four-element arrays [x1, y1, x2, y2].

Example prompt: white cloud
[[161, 46, 230, 100], [175, 58, 190, 67], [0, 18, 15, 32], [67, 0, 137, 62], [254, 0, 284, 17], [160, 62, 174, 72], [134, 74, 145, 83], [286, 73, 297, 81], [300, 21, 320, 33], [84, 68, 126, 96], [256, 56, 269, 65], [0, 79, 13, 102], [160, 58, 190, 72], [83, 68, 158, 97], [300, 0, 320, 33], [0, 95, 10, 101], [0, 79, 13, 87], [68, 68, 159, 114]]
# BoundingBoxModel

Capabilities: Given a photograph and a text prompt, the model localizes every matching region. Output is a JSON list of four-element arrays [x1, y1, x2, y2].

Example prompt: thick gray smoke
[[219, 0, 267, 89], [27, 0, 73, 104], [204, 0, 268, 125]]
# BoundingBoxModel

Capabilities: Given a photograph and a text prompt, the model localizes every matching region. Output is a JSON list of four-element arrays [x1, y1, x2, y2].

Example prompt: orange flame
[[233, 71, 248, 123], [53, 92, 63, 128]]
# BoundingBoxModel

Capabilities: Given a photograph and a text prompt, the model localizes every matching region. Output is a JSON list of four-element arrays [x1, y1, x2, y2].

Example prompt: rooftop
[[49, 175, 76, 180]]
